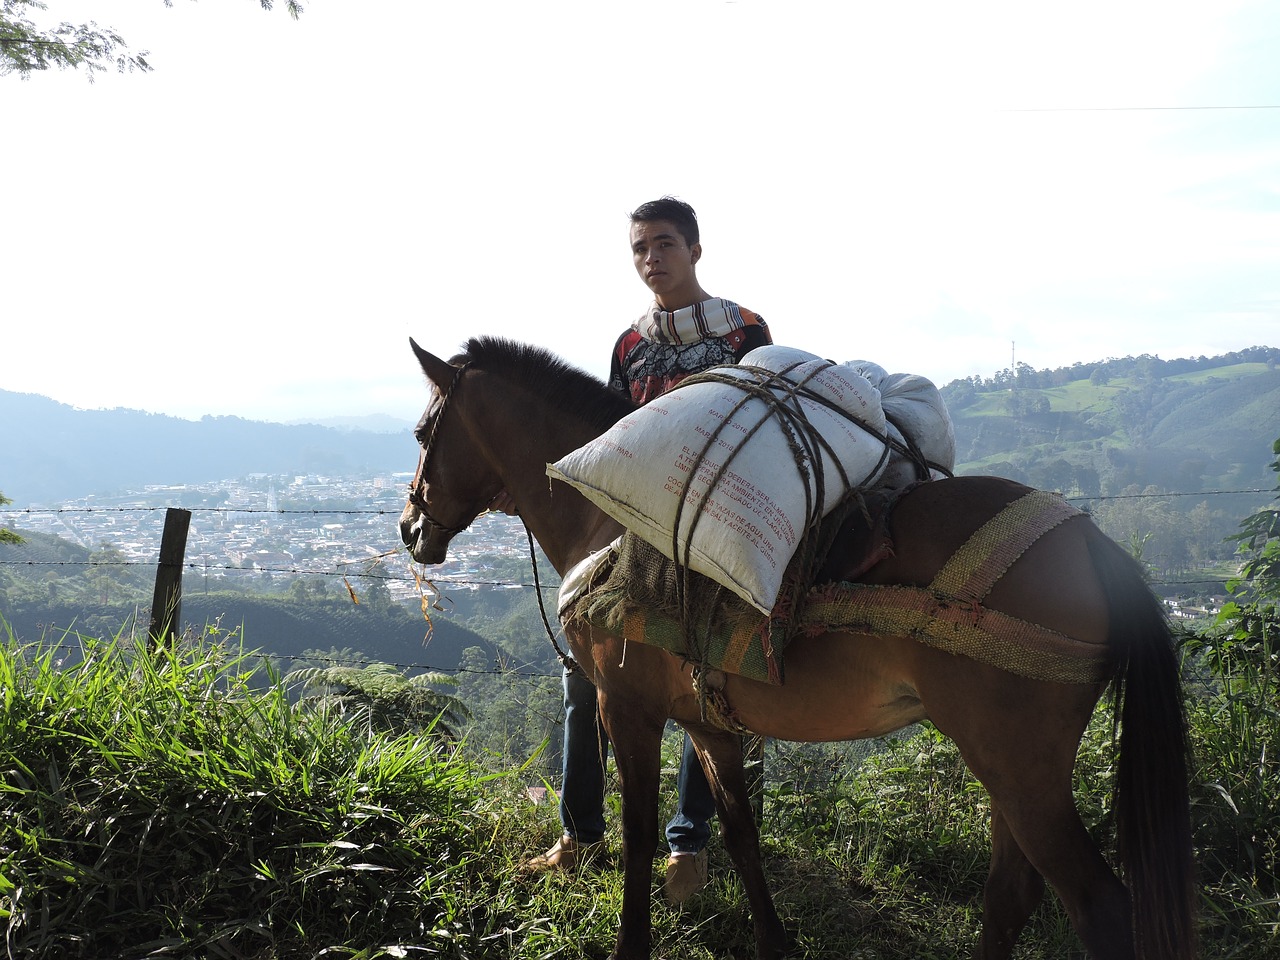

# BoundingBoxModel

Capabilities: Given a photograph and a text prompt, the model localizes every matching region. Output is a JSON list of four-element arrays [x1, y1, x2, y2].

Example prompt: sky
[[5, 1, 1279, 425]]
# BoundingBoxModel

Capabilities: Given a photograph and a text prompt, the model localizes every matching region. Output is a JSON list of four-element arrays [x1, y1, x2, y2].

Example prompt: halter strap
[[408, 360, 473, 537]]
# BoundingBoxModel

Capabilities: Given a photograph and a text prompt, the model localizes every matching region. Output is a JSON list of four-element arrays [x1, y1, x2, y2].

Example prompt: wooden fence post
[[148, 508, 191, 648]]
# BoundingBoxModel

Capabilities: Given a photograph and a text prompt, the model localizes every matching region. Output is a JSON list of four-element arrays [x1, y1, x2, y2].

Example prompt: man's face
[[629, 219, 702, 308]]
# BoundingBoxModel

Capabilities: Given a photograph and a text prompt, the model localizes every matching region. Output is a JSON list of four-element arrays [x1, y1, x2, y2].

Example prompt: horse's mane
[[458, 336, 636, 432]]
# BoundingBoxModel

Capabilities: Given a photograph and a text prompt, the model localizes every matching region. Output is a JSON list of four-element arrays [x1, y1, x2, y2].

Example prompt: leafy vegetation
[[1200, 437, 1280, 679], [0, 0, 151, 79], [0, 493, 19, 546], [3, 613, 1276, 959], [1180, 438, 1280, 952]]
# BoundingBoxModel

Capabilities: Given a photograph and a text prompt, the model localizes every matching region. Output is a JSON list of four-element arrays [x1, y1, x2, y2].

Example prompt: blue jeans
[[558, 666, 715, 853]]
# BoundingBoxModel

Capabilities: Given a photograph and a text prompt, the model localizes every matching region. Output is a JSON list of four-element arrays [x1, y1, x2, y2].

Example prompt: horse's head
[[399, 338, 502, 564]]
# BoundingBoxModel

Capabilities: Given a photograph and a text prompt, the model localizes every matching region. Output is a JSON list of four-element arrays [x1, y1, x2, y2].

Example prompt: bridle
[[407, 359, 473, 539], [404, 355, 578, 672]]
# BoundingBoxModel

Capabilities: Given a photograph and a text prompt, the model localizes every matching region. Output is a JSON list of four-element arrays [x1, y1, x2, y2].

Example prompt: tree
[[1032, 457, 1074, 494], [1193, 437, 1280, 679], [1004, 390, 1050, 418], [1072, 463, 1102, 498], [939, 379, 977, 411], [1, 0, 302, 80], [0, 492, 22, 546], [87, 541, 130, 604]]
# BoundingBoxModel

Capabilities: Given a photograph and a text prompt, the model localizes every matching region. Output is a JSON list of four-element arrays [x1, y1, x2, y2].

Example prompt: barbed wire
[[0, 486, 1272, 516]]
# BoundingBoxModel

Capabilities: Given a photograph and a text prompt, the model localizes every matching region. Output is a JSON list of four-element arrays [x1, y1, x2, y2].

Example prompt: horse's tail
[[1090, 531, 1197, 960]]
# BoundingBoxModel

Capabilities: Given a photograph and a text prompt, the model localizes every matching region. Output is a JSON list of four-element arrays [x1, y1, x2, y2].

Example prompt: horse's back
[[851, 476, 1112, 648]]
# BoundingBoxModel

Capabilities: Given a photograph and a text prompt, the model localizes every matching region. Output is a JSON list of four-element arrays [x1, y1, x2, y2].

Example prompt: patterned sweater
[[608, 297, 771, 405]]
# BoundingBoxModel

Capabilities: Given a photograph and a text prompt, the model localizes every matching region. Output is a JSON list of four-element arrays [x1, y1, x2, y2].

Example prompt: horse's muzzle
[[399, 504, 449, 565]]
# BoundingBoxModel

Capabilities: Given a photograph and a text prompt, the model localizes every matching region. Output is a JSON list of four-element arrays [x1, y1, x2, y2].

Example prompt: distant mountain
[[0, 391, 417, 507], [4, 347, 1278, 510], [285, 414, 414, 434]]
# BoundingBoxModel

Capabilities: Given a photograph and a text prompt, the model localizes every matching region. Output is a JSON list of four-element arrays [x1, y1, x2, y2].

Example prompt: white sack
[[547, 346, 890, 613], [848, 361, 956, 488]]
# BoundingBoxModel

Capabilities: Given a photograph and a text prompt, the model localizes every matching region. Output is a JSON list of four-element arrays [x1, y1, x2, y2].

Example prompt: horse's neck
[[524, 484, 622, 577], [473, 382, 622, 576]]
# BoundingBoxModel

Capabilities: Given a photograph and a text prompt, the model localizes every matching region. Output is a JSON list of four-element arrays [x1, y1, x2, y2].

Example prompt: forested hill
[[940, 346, 1280, 495]]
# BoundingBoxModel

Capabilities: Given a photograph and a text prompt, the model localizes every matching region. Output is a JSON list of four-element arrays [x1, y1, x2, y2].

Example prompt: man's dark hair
[[629, 196, 699, 247]]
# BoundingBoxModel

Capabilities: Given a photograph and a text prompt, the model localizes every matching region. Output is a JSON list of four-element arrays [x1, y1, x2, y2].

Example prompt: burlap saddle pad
[[561, 487, 1111, 686]]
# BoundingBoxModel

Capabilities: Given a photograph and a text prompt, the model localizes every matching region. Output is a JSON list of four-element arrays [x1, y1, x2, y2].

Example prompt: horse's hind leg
[[960, 727, 1133, 960], [688, 727, 788, 960], [975, 803, 1045, 959], [926, 671, 1132, 959], [996, 792, 1132, 959]]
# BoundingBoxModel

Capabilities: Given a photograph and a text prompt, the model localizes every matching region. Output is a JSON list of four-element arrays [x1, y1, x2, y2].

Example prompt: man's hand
[[489, 490, 519, 516]]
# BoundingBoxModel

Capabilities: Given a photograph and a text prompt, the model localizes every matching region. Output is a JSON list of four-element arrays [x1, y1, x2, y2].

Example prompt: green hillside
[[943, 350, 1279, 494], [935, 349, 1279, 581]]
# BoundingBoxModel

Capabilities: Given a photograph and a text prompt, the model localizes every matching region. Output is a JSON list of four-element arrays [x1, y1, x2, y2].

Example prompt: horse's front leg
[[689, 727, 788, 960], [597, 687, 665, 960]]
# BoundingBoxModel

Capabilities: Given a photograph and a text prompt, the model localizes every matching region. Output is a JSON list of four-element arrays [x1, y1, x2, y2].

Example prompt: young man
[[527, 197, 770, 904]]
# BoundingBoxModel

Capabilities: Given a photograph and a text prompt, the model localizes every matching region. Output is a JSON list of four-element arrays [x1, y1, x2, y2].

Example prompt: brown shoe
[[664, 848, 709, 904], [521, 834, 604, 873]]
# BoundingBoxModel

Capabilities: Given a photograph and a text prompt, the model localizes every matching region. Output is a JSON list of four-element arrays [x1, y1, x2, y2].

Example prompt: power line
[[1067, 488, 1271, 502], [1002, 104, 1280, 113]]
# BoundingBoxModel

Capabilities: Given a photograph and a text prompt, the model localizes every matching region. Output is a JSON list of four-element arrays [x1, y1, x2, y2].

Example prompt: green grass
[[2, 621, 1276, 959], [1039, 379, 1125, 414], [1166, 363, 1272, 386], [0, 627, 511, 959]]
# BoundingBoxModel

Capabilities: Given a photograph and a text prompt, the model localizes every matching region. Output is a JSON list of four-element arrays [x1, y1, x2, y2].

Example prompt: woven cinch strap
[[803, 489, 1113, 684], [930, 488, 1082, 603]]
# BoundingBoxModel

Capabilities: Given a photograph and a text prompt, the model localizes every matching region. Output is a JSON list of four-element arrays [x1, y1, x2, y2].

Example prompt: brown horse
[[399, 336, 1195, 960]]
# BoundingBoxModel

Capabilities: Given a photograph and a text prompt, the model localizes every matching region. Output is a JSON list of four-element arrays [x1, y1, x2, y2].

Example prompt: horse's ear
[[409, 338, 456, 392]]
